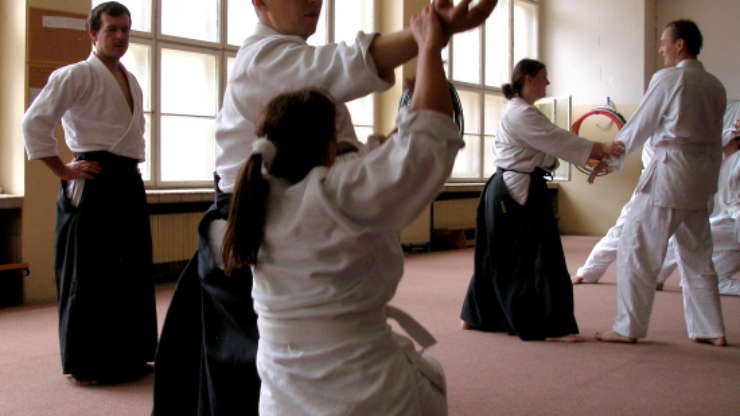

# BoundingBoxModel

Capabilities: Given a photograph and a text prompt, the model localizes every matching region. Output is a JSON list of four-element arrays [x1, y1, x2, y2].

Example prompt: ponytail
[[222, 153, 270, 274], [502, 83, 516, 100], [221, 88, 337, 275]]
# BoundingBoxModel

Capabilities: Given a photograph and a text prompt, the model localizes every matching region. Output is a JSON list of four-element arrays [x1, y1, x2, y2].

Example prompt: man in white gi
[[576, 104, 740, 294], [153, 1, 499, 414], [657, 112, 740, 295], [22, 1, 157, 385], [596, 19, 727, 346]]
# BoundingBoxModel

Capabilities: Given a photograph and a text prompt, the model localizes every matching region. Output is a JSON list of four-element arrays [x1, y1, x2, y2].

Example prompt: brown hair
[[88, 1, 131, 32], [222, 89, 337, 274], [665, 19, 703, 56], [502, 59, 546, 100]]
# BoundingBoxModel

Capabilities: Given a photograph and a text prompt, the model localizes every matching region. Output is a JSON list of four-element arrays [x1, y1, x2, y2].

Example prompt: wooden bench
[[0, 263, 30, 276]]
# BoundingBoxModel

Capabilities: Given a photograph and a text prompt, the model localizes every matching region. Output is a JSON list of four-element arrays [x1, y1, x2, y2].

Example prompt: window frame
[[117, 0, 377, 189], [444, 0, 543, 183]]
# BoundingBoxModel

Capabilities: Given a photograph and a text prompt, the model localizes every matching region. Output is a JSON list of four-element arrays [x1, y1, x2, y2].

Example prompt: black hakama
[[152, 181, 260, 416], [55, 151, 157, 381], [460, 168, 579, 340]]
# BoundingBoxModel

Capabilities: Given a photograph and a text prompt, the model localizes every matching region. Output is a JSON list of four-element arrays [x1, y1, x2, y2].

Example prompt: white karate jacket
[[613, 59, 727, 210], [23, 53, 145, 162], [215, 23, 393, 193], [495, 97, 593, 204], [253, 109, 463, 416]]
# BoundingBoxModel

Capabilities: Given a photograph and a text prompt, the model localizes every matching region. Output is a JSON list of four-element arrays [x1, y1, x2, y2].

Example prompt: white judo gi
[[23, 53, 145, 162], [253, 109, 463, 416], [215, 23, 392, 194], [611, 59, 727, 339], [658, 101, 740, 295], [496, 98, 593, 204], [574, 143, 664, 282]]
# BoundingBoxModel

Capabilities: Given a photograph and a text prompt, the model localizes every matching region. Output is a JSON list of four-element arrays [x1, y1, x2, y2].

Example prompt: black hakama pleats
[[460, 168, 579, 340], [55, 151, 157, 381], [152, 180, 260, 416]]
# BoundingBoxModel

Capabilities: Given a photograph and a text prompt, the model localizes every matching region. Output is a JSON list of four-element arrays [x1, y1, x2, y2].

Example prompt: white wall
[[655, 0, 740, 99], [541, 0, 650, 106]]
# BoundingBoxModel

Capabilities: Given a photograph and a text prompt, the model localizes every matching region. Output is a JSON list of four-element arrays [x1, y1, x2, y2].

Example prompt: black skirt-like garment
[[55, 151, 158, 380], [152, 178, 260, 416], [460, 168, 579, 340]]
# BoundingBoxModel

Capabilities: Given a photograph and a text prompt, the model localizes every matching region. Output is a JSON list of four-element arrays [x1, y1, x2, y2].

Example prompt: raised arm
[[323, 6, 463, 229], [369, 0, 498, 80], [409, 5, 452, 116]]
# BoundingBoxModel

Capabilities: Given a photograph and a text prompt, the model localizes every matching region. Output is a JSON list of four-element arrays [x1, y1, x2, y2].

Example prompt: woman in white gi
[[221, 7, 461, 415], [460, 58, 623, 342], [153, 1, 498, 414]]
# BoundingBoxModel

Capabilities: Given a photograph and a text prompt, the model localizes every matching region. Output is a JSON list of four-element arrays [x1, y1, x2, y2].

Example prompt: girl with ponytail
[[222, 6, 463, 415]]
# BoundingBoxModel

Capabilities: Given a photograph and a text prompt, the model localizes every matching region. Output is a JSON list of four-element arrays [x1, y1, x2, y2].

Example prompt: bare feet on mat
[[594, 330, 637, 344], [691, 336, 727, 347], [545, 334, 585, 343], [655, 282, 664, 291], [572, 276, 584, 284], [66, 374, 98, 386], [460, 320, 472, 330]]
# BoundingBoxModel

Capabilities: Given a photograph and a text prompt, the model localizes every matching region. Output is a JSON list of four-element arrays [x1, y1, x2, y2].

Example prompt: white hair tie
[[252, 138, 277, 168]]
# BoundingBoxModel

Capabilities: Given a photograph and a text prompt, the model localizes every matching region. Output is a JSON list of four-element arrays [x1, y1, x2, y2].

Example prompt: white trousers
[[577, 192, 672, 283], [614, 194, 726, 339], [658, 222, 740, 296]]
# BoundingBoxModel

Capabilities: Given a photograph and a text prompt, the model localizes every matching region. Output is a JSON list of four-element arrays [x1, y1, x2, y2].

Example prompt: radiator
[[149, 213, 201, 264]]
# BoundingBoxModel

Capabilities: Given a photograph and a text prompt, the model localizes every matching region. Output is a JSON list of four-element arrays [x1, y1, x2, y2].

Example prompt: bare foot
[[656, 282, 664, 291], [460, 320, 472, 330], [66, 374, 98, 386], [546, 334, 585, 343], [572, 276, 584, 284], [691, 336, 727, 347], [595, 330, 637, 344]]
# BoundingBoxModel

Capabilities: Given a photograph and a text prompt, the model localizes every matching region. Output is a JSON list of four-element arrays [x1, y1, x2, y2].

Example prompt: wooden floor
[[0, 235, 738, 415]]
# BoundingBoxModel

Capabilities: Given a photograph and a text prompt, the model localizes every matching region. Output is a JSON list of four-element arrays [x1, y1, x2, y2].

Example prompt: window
[[444, 0, 541, 182], [96, 0, 376, 188]]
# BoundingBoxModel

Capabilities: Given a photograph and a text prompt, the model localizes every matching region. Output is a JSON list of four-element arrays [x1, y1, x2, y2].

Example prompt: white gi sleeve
[[248, 32, 393, 103], [22, 67, 87, 160], [323, 108, 463, 230], [611, 73, 672, 171], [507, 106, 592, 166]]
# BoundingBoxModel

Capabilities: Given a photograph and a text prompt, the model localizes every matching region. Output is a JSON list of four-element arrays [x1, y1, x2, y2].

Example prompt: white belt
[[258, 305, 436, 350]]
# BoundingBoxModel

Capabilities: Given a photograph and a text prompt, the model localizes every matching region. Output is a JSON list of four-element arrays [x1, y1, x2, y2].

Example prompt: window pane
[[121, 42, 151, 112], [346, 95, 373, 127], [228, 0, 259, 46], [452, 27, 480, 84], [485, 0, 510, 87], [226, 55, 236, 81], [160, 116, 215, 182], [457, 90, 481, 134], [451, 134, 481, 178], [161, 48, 217, 116], [354, 126, 374, 144], [514, 0, 538, 63], [92, 0, 151, 32], [483, 135, 496, 178], [308, 5, 328, 45], [140, 113, 151, 182], [334, 0, 374, 45], [484, 94, 507, 135], [161, 0, 218, 42]]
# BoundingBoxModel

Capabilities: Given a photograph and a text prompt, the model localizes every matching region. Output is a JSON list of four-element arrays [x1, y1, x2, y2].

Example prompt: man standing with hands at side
[[595, 20, 727, 346]]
